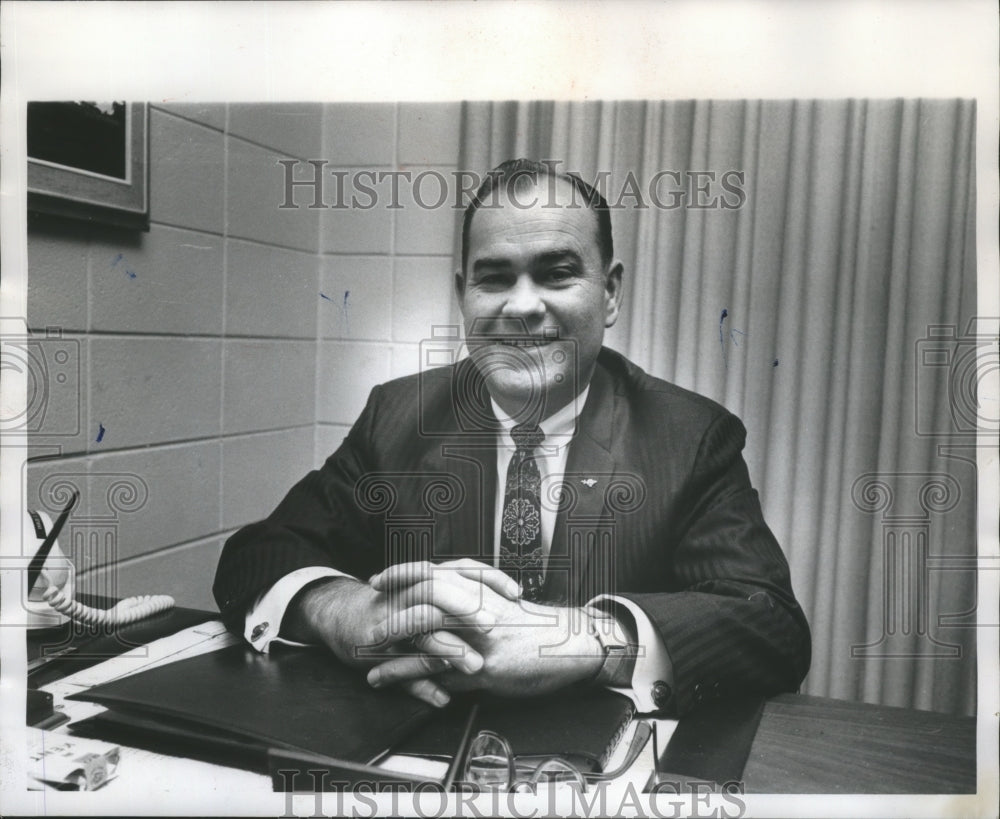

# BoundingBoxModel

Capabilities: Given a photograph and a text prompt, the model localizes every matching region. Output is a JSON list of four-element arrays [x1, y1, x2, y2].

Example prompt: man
[[213, 159, 810, 716]]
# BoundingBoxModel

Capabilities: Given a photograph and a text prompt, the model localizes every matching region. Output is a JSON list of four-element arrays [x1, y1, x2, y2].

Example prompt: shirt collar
[[490, 386, 590, 450]]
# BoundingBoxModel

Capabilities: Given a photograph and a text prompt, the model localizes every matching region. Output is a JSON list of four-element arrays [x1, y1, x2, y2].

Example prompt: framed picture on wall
[[27, 101, 149, 231]]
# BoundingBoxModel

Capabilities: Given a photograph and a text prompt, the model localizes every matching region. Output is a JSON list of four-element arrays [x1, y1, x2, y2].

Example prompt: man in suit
[[213, 159, 810, 716]]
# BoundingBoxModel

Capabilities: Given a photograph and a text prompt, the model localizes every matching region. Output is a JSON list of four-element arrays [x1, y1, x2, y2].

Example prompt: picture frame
[[27, 101, 149, 231]]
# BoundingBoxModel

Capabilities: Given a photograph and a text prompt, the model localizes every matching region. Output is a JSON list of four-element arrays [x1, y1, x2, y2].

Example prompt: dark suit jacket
[[214, 347, 810, 715]]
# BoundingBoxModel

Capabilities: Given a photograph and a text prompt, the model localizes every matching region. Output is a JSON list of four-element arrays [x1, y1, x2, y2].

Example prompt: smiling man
[[458, 165, 622, 422], [213, 159, 811, 716]]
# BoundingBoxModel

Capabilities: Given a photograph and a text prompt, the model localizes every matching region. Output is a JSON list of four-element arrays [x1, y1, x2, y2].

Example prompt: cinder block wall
[[315, 102, 461, 460], [26, 102, 461, 611]]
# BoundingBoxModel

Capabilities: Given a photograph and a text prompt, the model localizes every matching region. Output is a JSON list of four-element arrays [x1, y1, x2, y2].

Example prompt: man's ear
[[454, 270, 466, 303], [604, 260, 625, 327]]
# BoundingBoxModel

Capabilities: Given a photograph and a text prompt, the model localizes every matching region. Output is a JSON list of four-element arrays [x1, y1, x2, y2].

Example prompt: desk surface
[[741, 694, 976, 793], [28, 614, 977, 795]]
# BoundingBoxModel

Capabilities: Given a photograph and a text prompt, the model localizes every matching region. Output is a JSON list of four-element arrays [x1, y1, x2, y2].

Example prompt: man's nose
[[500, 277, 545, 318]]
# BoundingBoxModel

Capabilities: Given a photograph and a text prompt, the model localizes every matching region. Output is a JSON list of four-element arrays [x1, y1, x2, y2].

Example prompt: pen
[[27, 490, 79, 592], [27, 644, 82, 673], [442, 701, 479, 791]]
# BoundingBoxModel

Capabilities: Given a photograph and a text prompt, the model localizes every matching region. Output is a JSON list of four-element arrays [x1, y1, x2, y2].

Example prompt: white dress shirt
[[244, 387, 674, 712]]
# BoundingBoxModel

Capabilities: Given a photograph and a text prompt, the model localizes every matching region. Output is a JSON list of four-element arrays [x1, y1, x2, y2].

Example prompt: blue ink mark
[[320, 291, 352, 335], [773, 359, 779, 367], [341, 290, 351, 336], [719, 309, 729, 366], [96, 423, 106, 443], [719, 308, 749, 367], [112, 253, 136, 278]]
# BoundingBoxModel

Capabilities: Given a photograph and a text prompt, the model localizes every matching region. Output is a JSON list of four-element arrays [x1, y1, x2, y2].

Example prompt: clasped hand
[[293, 559, 602, 707]]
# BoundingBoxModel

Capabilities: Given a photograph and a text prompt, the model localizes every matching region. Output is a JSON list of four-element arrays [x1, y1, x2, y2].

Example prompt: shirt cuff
[[244, 566, 350, 653], [589, 594, 675, 714]]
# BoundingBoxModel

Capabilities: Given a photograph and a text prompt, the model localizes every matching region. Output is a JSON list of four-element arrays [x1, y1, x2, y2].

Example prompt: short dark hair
[[460, 158, 614, 274]]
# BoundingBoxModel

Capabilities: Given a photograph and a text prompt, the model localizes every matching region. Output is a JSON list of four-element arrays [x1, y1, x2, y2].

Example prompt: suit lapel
[[420, 358, 500, 563], [437, 444, 497, 563], [545, 363, 619, 605]]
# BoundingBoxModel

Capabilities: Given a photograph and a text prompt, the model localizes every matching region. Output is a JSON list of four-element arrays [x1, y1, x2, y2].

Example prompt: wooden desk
[[741, 694, 976, 793]]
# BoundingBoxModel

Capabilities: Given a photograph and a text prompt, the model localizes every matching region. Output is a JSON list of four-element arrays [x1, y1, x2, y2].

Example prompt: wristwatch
[[585, 606, 638, 686]]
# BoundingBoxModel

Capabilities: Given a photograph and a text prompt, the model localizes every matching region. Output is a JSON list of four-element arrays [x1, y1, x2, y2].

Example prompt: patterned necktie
[[499, 423, 546, 601]]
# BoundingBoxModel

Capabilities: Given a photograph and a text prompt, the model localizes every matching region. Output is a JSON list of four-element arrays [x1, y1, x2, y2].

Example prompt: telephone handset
[[26, 491, 175, 629]]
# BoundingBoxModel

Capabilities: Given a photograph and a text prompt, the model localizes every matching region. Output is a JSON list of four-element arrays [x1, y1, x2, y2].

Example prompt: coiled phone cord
[[42, 582, 175, 627]]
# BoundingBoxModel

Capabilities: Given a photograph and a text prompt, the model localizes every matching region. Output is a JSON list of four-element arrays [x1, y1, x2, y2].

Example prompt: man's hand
[[364, 561, 605, 697], [280, 562, 523, 707]]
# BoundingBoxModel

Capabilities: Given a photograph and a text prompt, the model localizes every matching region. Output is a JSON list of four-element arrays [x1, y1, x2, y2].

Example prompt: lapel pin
[[581, 478, 597, 488]]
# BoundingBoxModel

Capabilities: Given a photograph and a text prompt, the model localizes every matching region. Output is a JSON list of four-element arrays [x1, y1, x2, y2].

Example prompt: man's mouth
[[496, 337, 552, 348]]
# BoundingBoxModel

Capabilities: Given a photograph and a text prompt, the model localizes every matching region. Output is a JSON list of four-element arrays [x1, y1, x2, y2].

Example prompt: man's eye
[[546, 268, 576, 282], [474, 273, 509, 288]]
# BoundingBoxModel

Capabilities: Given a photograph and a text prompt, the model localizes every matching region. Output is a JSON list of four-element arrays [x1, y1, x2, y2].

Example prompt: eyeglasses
[[268, 707, 654, 793], [463, 720, 655, 792]]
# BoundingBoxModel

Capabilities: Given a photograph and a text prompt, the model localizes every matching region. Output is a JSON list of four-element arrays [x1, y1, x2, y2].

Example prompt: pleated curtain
[[455, 99, 978, 716]]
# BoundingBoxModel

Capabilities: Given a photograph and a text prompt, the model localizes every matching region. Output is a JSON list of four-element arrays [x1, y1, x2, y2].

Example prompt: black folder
[[67, 644, 635, 777], [67, 644, 434, 769]]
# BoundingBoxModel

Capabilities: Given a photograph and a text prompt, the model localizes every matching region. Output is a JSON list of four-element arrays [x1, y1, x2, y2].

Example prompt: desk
[[28, 613, 977, 795], [739, 694, 976, 793], [27, 599, 215, 688]]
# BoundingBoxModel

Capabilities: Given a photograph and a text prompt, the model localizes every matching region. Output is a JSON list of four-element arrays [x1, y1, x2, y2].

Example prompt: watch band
[[586, 606, 638, 686]]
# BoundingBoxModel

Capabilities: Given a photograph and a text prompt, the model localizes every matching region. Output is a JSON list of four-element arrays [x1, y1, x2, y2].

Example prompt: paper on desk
[[34, 621, 271, 794], [41, 620, 238, 717], [27, 727, 121, 790], [105, 742, 272, 792]]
